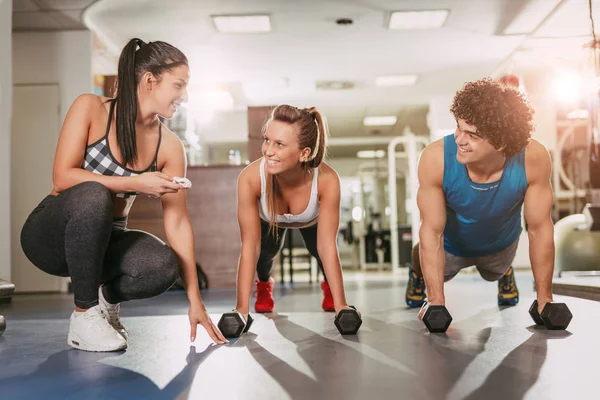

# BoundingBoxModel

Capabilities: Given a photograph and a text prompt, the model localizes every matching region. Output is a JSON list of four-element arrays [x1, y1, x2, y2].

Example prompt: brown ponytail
[[305, 107, 327, 168]]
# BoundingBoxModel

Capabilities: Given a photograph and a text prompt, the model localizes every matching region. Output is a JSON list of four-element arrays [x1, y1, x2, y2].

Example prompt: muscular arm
[[316, 166, 349, 312], [52, 94, 138, 194], [235, 165, 262, 315], [417, 141, 447, 304], [523, 140, 555, 309]]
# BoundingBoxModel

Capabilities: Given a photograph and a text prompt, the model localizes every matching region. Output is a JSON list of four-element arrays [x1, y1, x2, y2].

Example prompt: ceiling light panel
[[388, 10, 449, 30], [212, 15, 271, 33]]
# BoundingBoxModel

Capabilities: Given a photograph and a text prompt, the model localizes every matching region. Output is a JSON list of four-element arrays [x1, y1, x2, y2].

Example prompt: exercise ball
[[554, 213, 600, 276]]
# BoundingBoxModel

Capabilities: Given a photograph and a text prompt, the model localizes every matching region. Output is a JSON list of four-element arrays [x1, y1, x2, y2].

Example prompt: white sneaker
[[99, 285, 128, 339], [67, 305, 127, 352]]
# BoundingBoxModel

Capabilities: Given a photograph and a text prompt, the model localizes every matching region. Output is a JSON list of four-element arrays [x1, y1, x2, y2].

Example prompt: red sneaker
[[321, 281, 335, 312], [254, 278, 274, 313]]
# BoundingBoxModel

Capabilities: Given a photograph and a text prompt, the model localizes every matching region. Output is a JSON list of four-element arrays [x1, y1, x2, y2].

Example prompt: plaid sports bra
[[82, 99, 162, 199]]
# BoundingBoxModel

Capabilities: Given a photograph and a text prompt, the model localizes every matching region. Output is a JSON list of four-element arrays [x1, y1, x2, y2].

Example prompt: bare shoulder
[[154, 124, 187, 174], [421, 137, 444, 162], [64, 94, 111, 141], [71, 93, 110, 116], [418, 137, 444, 185], [158, 123, 184, 152], [317, 162, 340, 185], [238, 158, 262, 194], [524, 138, 551, 183], [317, 162, 341, 202], [524, 138, 550, 163]]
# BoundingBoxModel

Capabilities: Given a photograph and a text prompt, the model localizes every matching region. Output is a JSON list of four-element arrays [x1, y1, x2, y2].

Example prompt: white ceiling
[[13, 0, 600, 147], [85, 0, 526, 104], [82, 0, 531, 140], [12, 0, 97, 31]]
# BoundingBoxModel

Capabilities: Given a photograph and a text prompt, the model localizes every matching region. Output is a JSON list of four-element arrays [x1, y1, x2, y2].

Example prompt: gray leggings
[[20, 182, 180, 309]]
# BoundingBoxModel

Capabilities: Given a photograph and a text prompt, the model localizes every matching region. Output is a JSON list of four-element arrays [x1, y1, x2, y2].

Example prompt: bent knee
[[151, 246, 181, 287], [72, 181, 111, 201], [67, 182, 113, 216], [478, 268, 505, 281]]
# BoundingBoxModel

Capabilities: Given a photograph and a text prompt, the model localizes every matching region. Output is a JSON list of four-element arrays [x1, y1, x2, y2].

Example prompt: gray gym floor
[[0, 271, 596, 400]]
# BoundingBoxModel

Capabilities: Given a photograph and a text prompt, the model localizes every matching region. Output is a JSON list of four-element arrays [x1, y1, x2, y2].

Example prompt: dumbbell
[[334, 306, 362, 335], [0, 278, 14, 338], [217, 311, 254, 338], [528, 300, 572, 330], [419, 302, 453, 333]]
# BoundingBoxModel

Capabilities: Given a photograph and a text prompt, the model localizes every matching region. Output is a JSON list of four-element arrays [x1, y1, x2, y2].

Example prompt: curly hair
[[450, 78, 534, 157]]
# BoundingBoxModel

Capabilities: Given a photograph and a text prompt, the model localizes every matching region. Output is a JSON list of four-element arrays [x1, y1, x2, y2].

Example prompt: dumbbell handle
[[528, 300, 544, 325], [231, 309, 249, 324], [418, 301, 446, 321]]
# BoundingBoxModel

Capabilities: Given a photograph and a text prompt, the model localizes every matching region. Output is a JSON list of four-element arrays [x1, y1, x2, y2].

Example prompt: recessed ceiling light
[[375, 75, 418, 86], [212, 15, 271, 33], [363, 116, 397, 126], [336, 18, 353, 26], [316, 80, 356, 90], [388, 10, 449, 30]]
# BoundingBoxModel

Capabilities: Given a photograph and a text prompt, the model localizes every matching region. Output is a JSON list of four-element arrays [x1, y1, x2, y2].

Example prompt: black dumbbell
[[334, 306, 362, 335], [217, 311, 254, 338], [528, 300, 572, 330], [419, 302, 452, 333]]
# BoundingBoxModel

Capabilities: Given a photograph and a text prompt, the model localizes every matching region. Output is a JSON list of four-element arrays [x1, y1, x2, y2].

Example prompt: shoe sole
[[406, 299, 426, 308], [254, 306, 274, 313], [68, 333, 127, 352], [498, 296, 519, 306]]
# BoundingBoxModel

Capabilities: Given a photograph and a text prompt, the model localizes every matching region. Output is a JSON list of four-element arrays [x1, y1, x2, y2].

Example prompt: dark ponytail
[[115, 38, 142, 166], [114, 38, 188, 167]]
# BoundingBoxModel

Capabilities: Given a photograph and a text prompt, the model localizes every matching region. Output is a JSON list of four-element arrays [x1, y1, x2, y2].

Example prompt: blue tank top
[[442, 134, 527, 257]]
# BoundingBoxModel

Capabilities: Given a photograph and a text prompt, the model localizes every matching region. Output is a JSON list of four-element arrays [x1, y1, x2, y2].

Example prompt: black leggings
[[20, 182, 180, 309], [257, 220, 326, 282]]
